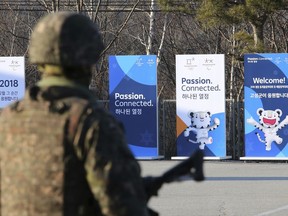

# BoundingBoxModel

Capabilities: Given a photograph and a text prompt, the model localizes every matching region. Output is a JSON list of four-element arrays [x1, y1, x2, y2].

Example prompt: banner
[[109, 55, 158, 158], [176, 54, 226, 157], [0, 57, 25, 108], [244, 53, 288, 159]]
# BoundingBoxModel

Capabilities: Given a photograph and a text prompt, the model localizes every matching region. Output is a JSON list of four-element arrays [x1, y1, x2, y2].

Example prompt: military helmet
[[29, 12, 104, 67]]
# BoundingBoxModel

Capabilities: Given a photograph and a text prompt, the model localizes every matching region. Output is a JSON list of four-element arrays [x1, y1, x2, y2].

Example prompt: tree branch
[[100, 0, 140, 57]]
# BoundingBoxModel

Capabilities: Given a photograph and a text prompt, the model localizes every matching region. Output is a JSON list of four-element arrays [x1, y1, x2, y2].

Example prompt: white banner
[[176, 54, 226, 157], [0, 57, 25, 108]]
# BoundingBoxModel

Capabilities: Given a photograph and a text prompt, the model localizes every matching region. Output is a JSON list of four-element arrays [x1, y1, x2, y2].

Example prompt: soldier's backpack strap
[[65, 98, 98, 161]]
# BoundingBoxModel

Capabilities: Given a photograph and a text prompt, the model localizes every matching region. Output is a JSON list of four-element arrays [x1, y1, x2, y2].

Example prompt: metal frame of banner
[[171, 156, 232, 160], [137, 156, 165, 160], [240, 157, 288, 161]]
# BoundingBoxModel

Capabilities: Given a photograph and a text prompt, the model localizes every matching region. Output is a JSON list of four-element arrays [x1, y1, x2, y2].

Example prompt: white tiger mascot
[[184, 111, 220, 150], [247, 108, 288, 151]]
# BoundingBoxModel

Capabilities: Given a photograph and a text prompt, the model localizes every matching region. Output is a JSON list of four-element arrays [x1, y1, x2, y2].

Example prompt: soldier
[[0, 12, 151, 216]]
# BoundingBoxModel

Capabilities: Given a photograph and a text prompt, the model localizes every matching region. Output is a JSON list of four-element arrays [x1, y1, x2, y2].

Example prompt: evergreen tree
[[158, 0, 286, 53]]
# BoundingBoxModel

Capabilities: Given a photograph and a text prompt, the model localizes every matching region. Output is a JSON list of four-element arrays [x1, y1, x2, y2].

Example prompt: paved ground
[[139, 160, 288, 216]]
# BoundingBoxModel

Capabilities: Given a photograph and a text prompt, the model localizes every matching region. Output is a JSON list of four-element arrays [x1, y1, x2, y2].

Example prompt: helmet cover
[[29, 12, 104, 66]]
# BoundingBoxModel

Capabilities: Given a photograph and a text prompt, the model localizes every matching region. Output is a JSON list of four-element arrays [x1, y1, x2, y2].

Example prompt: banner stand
[[244, 53, 288, 159], [171, 156, 232, 161], [0, 56, 25, 108], [137, 156, 164, 160], [175, 54, 227, 159], [240, 157, 288, 161], [109, 55, 159, 158]]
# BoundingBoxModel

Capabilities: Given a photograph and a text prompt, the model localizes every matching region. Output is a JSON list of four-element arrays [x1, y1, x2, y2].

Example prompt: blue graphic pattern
[[177, 112, 226, 157], [109, 55, 158, 157]]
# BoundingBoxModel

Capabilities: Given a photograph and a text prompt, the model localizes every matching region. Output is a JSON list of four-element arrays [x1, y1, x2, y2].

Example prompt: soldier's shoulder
[[68, 98, 118, 125]]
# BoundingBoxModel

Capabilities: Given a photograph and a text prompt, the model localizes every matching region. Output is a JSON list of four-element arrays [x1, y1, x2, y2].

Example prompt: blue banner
[[244, 53, 288, 158], [109, 55, 158, 157]]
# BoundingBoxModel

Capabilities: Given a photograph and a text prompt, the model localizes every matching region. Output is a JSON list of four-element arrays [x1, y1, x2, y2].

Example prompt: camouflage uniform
[[0, 12, 150, 216]]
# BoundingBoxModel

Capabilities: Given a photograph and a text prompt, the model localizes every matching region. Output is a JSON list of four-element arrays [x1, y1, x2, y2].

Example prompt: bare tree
[[1, 0, 288, 157]]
